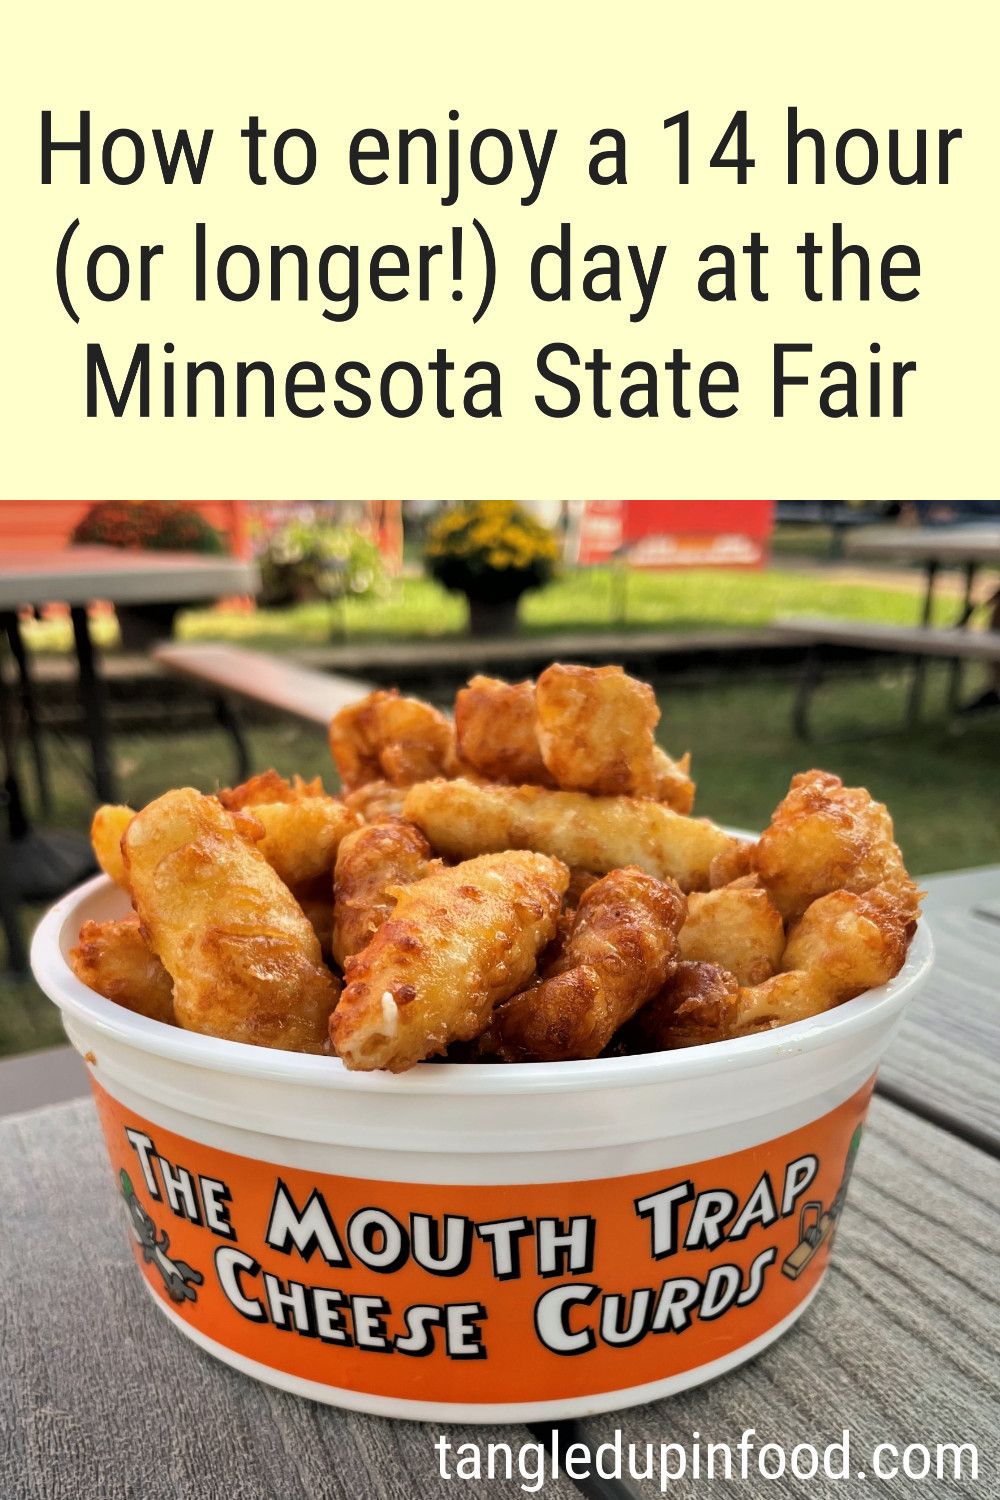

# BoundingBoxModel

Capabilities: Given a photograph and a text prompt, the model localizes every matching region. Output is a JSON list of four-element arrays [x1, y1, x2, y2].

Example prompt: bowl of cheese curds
[[32, 663, 932, 1422]]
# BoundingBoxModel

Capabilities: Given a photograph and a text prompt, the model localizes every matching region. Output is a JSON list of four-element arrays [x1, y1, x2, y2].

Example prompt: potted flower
[[71, 502, 224, 648], [257, 519, 386, 630], [423, 502, 559, 635]]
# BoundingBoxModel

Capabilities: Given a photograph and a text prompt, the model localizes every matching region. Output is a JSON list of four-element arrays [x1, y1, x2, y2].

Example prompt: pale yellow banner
[[2, 1, 996, 499]]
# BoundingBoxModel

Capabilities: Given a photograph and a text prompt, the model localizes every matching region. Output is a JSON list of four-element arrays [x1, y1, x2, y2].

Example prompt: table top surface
[[877, 865, 1000, 1151], [0, 547, 259, 608], [846, 524, 1000, 565], [3, 865, 998, 1499]]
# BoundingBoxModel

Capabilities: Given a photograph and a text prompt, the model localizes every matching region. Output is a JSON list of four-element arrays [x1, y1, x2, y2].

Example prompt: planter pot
[[465, 595, 520, 636], [116, 601, 195, 650]]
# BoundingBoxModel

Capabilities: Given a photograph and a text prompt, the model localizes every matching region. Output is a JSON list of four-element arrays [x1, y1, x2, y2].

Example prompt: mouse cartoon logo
[[781, 1125, 864, 1280], [119, 1169, 204, 1304]]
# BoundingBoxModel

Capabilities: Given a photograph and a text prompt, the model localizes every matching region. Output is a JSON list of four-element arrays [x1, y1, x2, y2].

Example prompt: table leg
[[792, 646, 824, 742], [947, 562, 978, 713], [213, 695, 252, 783], [906, 560, 938, 726], [0, 858, 28, 974], [1, 629, 95, 936], [2, 611, 52, 814], [0, 632, 30, 841], [70, 605, 117, 803]]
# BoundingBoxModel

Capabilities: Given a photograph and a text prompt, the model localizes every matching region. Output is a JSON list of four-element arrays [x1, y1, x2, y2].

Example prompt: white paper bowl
[[32, 874, 933, 1423]]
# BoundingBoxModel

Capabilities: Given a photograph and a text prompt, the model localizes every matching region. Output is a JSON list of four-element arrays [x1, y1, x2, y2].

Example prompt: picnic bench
[[2, 865, 998, 1498], [152, 642, 375, 730], [150, 642, 377, 793], [774, 501, 892, 557], [0, 552, 259, 971], [0, 549, 259, 809], [772, 616, 1000, 739], [154, 629, 795, 705]]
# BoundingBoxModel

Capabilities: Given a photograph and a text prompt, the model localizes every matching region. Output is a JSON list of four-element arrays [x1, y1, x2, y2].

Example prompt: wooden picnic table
[[846, 523, 1000, 570], [0, 548, 259, 808], [2, 866, 997, 1498], [846, 523, 1000, 632], [0, 551, 260, 968], [770, 526, 1000, 733], [876, 866, 1000, 1152]]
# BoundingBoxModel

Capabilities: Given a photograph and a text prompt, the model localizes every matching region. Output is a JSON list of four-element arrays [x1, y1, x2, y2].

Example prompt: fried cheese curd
[[539, 667, 695, 812], [124, 788, 340, 1053], [403, 778, 735, 892], [340, 779, 409, 823], [454, 676, 553, 786], [620, 961, 741, 1053], [678, 877, 785, 985], [219, 771, 360, 887], [93, 778, 347, 958], [73, 666, 921, 1071], [70, 912, 175, 1026], [612, 768, 920, 1052], [332, 818, 439, 968], [90, 803, 135, 888], [486, 867, 686, 1062], [754, 769, 917, 922], [331, 851, 568, 1071], [626, 881, 919, 1051], [329, 690, 455, 790], [335, 666, 693, 820], [452, 666, 695, 812], [217, 769, 323, 810]]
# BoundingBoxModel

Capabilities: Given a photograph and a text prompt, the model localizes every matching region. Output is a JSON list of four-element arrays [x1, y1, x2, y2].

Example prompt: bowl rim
[[32, 872, 935, 1097]]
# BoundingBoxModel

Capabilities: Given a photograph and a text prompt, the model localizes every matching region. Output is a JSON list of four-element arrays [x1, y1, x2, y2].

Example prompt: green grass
[[520, 566, 947, 634], [4, 660, 998, 1061], [181, 568, 953, 645], [20, 564, 952, 656], [660, 670, 1000, 876]]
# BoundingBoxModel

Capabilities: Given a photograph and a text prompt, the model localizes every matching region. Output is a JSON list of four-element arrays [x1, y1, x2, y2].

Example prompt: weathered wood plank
[[0, 551, 259, 612], [0, 1045, 87, 1117], [0, 1099, 575, 1500], [576, 1096, 999, 1498], [772, 616, 1000, 661], [293, 628, 787, 674], [878, 868, 1000, 1149], [846, 525, 1000, 567], [155, 630, 788, 708], [153, 643, 374, 727]]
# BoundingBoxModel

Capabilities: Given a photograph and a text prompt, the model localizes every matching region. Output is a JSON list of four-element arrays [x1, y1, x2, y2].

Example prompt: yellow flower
[[425, 501, 559, 581]]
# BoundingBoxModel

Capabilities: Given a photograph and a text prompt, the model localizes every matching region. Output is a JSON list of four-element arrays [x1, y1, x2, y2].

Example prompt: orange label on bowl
[[92, 1077, 874, 1404]]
